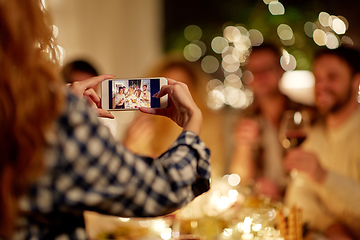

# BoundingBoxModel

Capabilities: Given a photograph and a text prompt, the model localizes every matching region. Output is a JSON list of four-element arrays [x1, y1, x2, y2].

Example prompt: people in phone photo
[[113, 87, 125, 109], [134, 85, 141, 98], [140, 84, 150, 102]]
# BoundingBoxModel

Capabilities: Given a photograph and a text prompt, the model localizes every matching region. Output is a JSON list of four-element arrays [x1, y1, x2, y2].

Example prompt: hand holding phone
[[140, 79, 202, 135], [101, 78, 168, 110], [69, 74, 115, 119]]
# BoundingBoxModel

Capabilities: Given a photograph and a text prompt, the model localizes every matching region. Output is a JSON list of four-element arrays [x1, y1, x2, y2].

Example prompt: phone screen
[[108, 78, 161, 109]]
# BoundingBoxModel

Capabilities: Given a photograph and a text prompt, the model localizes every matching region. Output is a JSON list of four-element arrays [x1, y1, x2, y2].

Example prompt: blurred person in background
[[285, 46, 360, 239], [229, 43, 313, 201], [123, 53, 226, 180], [61, 59, 99, 89], [0, 1, 211, 239]]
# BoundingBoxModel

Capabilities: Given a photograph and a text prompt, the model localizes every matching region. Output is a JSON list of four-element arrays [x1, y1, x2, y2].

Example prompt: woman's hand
[[69, 74, 115, 119], [139, 79, 202, 135]]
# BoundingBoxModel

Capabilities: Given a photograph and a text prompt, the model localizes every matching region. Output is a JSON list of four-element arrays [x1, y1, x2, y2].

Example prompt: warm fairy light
[[201, 55, 219, 73], [184, 25, 202, 41], [313, 29, 326, 46], [183, 43, 202, 62], [237, 26, 250, 37], [216, 196, 230, 210], [222, 61, 240, 73], [268, 1, 285, 15], [222, 86, 240, 105], [252, 224, 262, 232], [139, 220, 151, 228], [280, 54, 296, 71], [231, 89, 248, 109], [151, 219, 166, 232], [277, 24, 293, 41], [243, 217, 252, 234], [160, 228, 172, 240], [341, 36, 354, 45], [192, 40, 207, 57], [338, 15, 349, 30], [331, 17, 346, 34], [318, 12, 330, 27], [228, 174, 241, 186], [248, 29, 264, 46], [211, 36, 229, 54], [224, 74, 243, 89], [304, 22, 317, 38], [119, 217, 130, 222], [207, 89, 225, 110], [206, 79, 223, 92], [326, 32, 339, 49], [228, 189, 238, 202], [224, 26, 241, 43], [223, 53, 239, 65]]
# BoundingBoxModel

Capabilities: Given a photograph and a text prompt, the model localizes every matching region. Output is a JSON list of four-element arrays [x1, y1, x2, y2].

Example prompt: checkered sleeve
[[50, 93, 211, 218]]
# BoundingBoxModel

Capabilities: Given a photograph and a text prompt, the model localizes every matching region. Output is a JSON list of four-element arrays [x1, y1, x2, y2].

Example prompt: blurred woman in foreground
[[0, 1, 210, 239]]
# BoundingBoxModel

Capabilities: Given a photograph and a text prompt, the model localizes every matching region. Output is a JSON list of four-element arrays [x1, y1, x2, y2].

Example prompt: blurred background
[[46, 0, 360, 169], [46, 0, 360, 109]]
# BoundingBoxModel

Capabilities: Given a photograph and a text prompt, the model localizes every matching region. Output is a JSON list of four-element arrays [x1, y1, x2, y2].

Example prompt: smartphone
[[101, 77, 168, 110]]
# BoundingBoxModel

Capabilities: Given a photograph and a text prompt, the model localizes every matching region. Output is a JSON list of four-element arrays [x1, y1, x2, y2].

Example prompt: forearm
[[182, 107, 202, 136]]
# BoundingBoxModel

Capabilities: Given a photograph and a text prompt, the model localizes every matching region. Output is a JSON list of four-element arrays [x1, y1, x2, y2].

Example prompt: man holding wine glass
[[229, 43, 313, 201], [284, 46, 360, 239]]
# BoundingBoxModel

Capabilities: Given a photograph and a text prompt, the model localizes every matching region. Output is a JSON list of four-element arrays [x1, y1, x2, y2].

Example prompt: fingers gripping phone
[[101, 77, 168, 110]]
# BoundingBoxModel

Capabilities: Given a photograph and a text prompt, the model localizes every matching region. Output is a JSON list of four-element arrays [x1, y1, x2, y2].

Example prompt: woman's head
[[0, 0, 64, 238]]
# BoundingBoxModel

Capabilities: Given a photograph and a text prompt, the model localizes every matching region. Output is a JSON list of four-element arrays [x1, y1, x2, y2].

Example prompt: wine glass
[[279, 110, 310, 178]]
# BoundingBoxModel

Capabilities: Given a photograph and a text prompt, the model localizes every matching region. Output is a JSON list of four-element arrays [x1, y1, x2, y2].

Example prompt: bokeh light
[[331, 17, 346, 34], [304, 21, 317, 38], [206, 79, 224, 92], [249, 29, 264, 46], [192, 40, 207, 57], [313, 29, 326, 46], [207, 89, 225, 110], [184, 25, 202, 41], [325, 32, 339, 49], [228, 174, 241, 186], [224, 26, 241, 43], [277, 24, 293, 40], [269, 1, 285, 15], [211, 36, 229, 54], [183, 43, 202, 62], [318, 12, 330, 27], [341, 36, 354, 45], [201, 55, 220, 73], [280, 53, 297, 71]]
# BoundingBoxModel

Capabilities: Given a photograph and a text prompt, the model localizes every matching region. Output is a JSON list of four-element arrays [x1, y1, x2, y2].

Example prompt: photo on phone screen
[[101, 78, 167, 110]]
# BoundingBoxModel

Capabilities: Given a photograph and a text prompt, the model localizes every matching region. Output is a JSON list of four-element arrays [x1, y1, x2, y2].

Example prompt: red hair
[[0, 0, 64, 238]]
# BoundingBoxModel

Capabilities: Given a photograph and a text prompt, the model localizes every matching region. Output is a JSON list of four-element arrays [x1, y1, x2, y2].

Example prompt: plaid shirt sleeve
[[42, 93, 211, 218]]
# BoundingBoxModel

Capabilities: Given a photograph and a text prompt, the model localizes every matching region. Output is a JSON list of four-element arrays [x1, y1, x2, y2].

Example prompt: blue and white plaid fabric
[[12, 92, 211, 240]]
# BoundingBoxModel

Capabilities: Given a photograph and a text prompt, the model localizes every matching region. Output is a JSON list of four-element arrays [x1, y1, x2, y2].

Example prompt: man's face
[[143, 85, 147, 91], [246, 50, 284, 98], [313, 55, 354, 115]]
